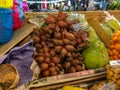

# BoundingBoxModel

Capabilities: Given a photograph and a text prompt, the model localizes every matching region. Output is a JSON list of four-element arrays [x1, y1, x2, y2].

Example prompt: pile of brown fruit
[[33, 11, 90, 77]]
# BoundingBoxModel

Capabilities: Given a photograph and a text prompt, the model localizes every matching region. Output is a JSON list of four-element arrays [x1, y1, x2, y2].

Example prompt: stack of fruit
[[108, 30, 120, 60], [33, 11, 90, 77], [106, 64, 120, 90]]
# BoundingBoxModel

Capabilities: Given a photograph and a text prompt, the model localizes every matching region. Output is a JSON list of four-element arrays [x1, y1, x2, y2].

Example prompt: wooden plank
[[29, 72, 105, 89], [30, 73, 106, 90], [0, 24, 37, 57]]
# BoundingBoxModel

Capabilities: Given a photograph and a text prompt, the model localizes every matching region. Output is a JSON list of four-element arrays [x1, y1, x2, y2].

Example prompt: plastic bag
[[22, 1, 29, 12], [0, 40, 34, 87], [106, 60, 120, 90], [104, 11, 120, 31], [0, 0, 13, 8], [17, 0, 24, 21], [0, 8, 13, 43], [100, 82, 115, 90], [12, 0, 21, 30], [67, 13, 89, 31]]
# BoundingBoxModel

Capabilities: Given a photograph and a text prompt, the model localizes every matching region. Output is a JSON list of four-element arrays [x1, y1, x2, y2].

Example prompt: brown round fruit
[[49, 67, 56, 72], [42, 70, 50, 77], [36, 56, 45, 63], [50, 62, 55, 67], [69, 66, 76, 73], [45, 57, 51, 63], [75, 65, 83, 71], [40, 63, 49, 70]]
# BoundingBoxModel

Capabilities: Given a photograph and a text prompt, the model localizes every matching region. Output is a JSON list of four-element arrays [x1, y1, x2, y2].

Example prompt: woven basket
[[0, 64, 19, 89]]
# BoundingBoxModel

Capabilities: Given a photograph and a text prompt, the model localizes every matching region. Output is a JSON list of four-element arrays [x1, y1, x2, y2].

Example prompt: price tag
[[109, 60, 120, 66]]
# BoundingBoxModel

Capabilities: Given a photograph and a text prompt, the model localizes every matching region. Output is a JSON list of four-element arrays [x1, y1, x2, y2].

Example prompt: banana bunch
[[107, 19, 120, 31], [62, 85, 84, 90], [107, 0, 120, 10]]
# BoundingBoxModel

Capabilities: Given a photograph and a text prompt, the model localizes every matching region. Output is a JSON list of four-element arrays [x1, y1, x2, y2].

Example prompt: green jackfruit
[[82, 41, 109, 69], [82, 27, 109, 69]]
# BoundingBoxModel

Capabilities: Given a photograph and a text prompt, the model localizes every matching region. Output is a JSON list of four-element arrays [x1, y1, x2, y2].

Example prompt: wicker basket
[[0, 64, 19, 89]]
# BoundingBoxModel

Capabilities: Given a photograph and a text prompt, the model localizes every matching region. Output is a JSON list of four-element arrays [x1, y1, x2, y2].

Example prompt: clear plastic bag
[[100, 82, 115, 90], [106, 61, 120, 90], [67, 13, 89, 31]]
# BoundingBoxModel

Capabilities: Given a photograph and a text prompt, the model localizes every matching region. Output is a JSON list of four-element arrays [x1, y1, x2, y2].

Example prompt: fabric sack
[[0, 40, 34, 87]]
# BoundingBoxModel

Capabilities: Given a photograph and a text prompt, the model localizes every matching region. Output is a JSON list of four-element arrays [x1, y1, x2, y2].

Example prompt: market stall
[[16, 10, 120, 90], [1, 0, 120, 90]]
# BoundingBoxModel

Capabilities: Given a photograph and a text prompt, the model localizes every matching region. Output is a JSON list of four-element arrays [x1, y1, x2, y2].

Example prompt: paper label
[[109, 60, 120, 66]]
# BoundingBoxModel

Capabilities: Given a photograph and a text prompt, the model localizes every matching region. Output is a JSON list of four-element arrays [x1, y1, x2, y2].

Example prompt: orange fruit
[[113, 55, 119, 60], [112, 49, 119, 55]]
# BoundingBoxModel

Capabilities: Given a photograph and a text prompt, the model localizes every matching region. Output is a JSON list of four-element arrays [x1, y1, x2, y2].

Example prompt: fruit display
[[106, 64, 120, 90], [108, 30, 120, 60], [33, 11, 90, 77], [30, 11, 120, 90], [82, 27, 109, 69]]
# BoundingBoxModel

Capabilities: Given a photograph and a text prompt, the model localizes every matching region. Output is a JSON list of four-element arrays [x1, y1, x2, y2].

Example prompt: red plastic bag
[[12, 0, 21, 31], [22, 1, 29, 12]]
